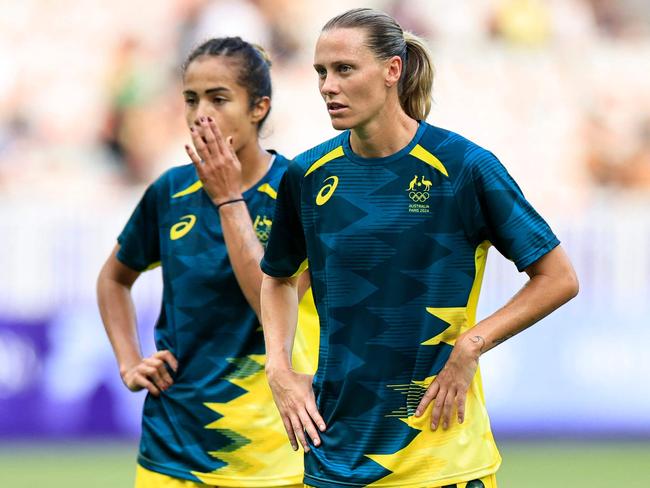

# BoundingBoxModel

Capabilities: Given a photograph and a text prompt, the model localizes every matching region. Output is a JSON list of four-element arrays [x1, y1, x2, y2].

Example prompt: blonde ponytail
[[400, 31, 434, 120]]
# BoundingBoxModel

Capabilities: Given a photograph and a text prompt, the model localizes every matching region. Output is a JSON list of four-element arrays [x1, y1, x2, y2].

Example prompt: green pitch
[[0, 441, 648, 487]]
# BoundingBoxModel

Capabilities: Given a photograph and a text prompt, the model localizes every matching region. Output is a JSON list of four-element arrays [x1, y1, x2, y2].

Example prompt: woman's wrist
[[119, 357, 142, 377], [214, 195, 245, 209], [454, 333, 484, 360], [265, 354, 293, 376]]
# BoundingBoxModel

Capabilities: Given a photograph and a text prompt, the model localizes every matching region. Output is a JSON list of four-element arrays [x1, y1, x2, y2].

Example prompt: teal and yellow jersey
[[261, 123, 559, 488], [117, 152, 319, 487]]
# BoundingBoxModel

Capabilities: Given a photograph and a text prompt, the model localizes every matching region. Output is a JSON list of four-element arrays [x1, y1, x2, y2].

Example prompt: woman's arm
[[218, 203, 265, 319], [462, 245, 578, 354], [97, 245, 177, 396], [416, 245, 579, 429], [185, 117, 265, 320], [261, 273, 325, 452]]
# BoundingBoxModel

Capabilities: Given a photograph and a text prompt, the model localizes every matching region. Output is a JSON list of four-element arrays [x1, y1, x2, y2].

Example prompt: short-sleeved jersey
[[261, 123, 559, 488], [117, 152, 319, 487]]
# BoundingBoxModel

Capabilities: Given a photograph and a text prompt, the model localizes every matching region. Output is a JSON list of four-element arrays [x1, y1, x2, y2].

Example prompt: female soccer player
[[260, 8, 578, 488], [97, 37, 316, 488]]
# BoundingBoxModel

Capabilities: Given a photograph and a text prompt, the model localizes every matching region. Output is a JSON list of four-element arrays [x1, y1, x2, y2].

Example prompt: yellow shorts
[[135, 465, 303, 488], [304, 473, 497, 488]]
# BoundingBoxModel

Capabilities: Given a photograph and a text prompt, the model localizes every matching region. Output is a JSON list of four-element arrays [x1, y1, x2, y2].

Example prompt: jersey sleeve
[[261, 162, 307, 277], [116, 183, 161, 271], [465, 149, 560, 271]]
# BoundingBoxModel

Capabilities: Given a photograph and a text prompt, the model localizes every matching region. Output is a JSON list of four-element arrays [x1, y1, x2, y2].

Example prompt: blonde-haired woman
[[261, 8, 578, 488]]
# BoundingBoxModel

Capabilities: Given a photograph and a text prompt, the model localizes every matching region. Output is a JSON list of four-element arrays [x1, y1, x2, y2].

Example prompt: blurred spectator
[[256, 0, 304, 64], [100, 37, 178, 184], [189, 0, 271, 50], [174, 0, 211, 65], [386, 0, 437, 42], [489, 0, 551, 46], [586, 0, 650, 39], [0, 91, 33, 188], [588, 0, 628, 37], [584, 112, 650, 189]]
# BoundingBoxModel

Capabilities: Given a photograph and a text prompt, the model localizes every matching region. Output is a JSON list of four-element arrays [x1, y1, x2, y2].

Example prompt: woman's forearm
[[97, 249, 143, 375], [457, 245, 579, 357], [261, 273, 300, 371], [219, 203, 265, 320]]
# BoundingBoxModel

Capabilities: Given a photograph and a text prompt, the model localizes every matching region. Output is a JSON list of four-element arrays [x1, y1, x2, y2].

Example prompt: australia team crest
[[253, 215, 273, 244], [405, 175, 431, 213]]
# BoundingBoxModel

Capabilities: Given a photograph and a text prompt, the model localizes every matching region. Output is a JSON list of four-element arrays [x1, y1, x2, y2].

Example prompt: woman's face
[[182, 55, 265, 152], [314, 27, 398, 131]]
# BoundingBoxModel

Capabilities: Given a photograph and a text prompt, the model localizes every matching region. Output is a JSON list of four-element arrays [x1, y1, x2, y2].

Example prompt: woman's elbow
[[562, 266, 580, 301]]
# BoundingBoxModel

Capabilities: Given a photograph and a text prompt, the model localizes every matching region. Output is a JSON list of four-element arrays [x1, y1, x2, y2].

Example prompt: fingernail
[[313, 438, 319, 445], [443, 422, 448, 429], [319, 424, 325, 431], [414, 409, 421, 417]]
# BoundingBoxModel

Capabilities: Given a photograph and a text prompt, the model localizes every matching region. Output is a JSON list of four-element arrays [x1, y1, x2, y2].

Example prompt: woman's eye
[[213, 97, 227, 105], [339, 65, 351, 73], [184, 98, 196, 106], [315, 68, 326, 78]]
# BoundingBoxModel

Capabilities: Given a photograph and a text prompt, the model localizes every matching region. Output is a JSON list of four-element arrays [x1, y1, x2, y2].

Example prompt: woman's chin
[[330, 117, 354, 131]]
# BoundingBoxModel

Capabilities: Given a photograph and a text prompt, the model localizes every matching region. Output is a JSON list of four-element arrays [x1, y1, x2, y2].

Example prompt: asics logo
[[316, 176, 339, 206], [170, 214, 197, 240]]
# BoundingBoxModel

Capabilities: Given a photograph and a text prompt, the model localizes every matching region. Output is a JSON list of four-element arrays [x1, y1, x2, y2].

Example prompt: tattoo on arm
[[469, 335, 486, 352]]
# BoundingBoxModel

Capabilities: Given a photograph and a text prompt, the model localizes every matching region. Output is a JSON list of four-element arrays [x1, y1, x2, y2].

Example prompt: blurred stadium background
[[1, 0, 649, 486]]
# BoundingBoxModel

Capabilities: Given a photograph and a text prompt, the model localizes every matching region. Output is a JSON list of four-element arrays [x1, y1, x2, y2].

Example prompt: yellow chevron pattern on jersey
[[422, 307, 467, 346], [365, 373, 498, 486], [191, 354, 302, 485], [191, 293, 319, 485], [365, 241, 497, 486]]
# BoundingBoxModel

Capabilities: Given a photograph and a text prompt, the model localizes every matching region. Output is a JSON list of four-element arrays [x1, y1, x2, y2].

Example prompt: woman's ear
[[385, 55, 403, 88], [251, 96, 271, 125]]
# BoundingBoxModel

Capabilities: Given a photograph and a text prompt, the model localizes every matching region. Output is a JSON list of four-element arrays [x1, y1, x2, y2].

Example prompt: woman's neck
[[237, 140, 272, 192], [349, 102, 419, 159]]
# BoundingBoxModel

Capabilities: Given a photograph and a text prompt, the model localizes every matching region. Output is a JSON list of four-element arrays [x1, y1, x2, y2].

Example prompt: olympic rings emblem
[[408, 191, 430, 202]]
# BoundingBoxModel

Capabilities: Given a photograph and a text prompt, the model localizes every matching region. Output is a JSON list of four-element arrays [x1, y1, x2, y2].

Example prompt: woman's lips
[[327, 102, 348, 115]]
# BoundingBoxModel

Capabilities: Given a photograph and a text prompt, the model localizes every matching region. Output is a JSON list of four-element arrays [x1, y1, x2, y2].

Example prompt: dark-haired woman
[[97, 37, 317, 488], [261, 8, 578, 488]]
